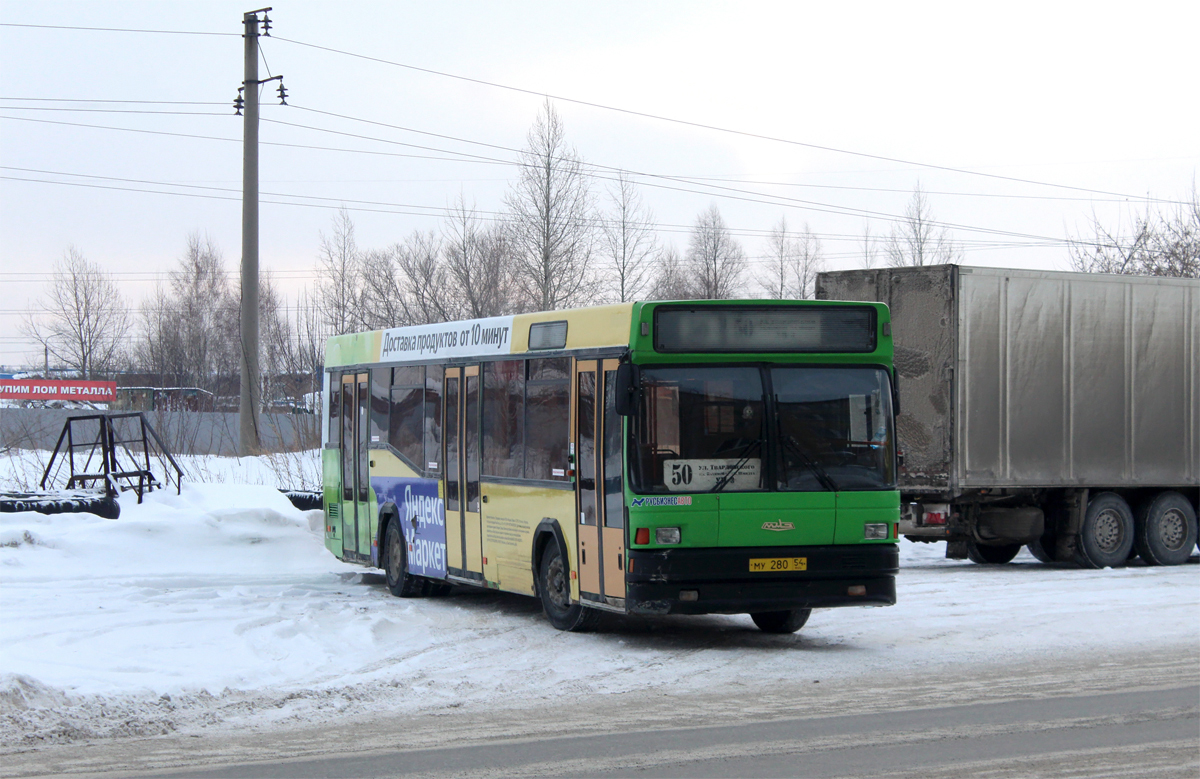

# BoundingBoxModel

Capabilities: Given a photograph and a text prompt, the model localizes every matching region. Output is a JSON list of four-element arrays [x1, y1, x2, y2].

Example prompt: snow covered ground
[[1, 462, 1197, 751]]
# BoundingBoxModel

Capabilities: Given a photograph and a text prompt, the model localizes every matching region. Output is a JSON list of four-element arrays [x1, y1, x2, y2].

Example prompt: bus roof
[[324, 299, 890, 368]]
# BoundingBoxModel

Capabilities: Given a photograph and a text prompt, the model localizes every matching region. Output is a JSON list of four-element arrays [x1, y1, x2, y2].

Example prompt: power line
[[0, 22, 236, 36], [272, 35, 1181, 204], [1, 167, 1065, 248], [0, 106, 230, 116], [1, 97, 228, 105], [0, 114, 510, 165], [0, 108, 1097, 244], [3, 22, 1182, 206], [0, 101, 1171, 205], [277, 107, 1076, 244], [659, 175, 1146, 204]]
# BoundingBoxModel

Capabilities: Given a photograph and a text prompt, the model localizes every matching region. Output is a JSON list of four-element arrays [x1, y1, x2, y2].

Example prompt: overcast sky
[[1, 0, 1197, 366]]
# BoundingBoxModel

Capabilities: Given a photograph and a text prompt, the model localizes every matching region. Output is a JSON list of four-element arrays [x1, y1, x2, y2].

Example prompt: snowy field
[[1, 456, 1197, 750]]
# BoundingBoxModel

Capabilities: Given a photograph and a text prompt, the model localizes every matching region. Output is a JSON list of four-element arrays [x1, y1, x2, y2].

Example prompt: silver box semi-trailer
[[816, 265, 1199, 567]]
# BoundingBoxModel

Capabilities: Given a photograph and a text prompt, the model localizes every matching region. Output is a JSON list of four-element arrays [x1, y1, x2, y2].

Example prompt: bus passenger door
[[444, 366, 484, 579], [599, 359, 626, 600], [575, 360, 603, 599], [463, 365, 484, 578], [444, 368, 463, 573], [340, 371, 371, 560]]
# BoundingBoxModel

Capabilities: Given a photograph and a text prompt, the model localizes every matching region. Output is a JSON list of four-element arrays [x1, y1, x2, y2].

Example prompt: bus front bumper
[[625, 544, 898, 615]]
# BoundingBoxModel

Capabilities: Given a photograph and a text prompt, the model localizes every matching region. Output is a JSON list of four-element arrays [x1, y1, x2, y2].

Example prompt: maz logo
[[762, 520, 795, 532]]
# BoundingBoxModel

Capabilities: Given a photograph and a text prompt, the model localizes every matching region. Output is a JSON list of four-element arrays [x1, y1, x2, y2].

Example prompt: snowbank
[[0, 478, 1196, 748], [0, 448, 321, 494]]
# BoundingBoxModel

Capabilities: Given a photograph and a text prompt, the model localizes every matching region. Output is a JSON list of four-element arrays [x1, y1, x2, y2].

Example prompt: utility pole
[[237, 8, 285, 455], [239, 8, 263, 455]]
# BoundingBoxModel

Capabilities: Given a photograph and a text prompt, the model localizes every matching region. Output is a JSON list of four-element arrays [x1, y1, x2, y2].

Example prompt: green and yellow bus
[[322, 300, 899, 633]]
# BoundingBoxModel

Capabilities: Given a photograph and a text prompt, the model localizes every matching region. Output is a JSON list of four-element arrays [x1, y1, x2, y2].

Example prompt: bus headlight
[[656, 527, 681, 544], [864, 523, 889, 539]]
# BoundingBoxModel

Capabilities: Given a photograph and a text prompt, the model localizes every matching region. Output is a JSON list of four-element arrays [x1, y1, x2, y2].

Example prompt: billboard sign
[[0, 379, 117, 401]]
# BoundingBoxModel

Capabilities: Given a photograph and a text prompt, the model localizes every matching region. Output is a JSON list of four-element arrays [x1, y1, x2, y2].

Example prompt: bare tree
[[135, 234, 235, 390], [287, 286, 327, 380], [359, 246, 405, 330], [506, 100, 596, 311], [687, 205, 745, 299], [24, 246, 131, 379], [886, 183, 962, 267], [861, 223, 879, 269], [177, 233, 236, 385], [600, 172, 657, 302], [758, 217, 824, 299], [443, 197, 516, 318], [394, 231, 455, 325], [316, 207, 363, 335], [649, 245, 698, 300], [1068, 186, 1199, 278], [258, 271, 294, 405]]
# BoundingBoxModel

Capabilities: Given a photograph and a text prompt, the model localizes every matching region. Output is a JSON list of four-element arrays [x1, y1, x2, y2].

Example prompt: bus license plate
[[749, 557, 807, 572]]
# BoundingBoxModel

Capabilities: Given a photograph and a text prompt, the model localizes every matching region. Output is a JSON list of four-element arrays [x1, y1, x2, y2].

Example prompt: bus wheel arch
[[532, 518, 599, 632], [530, 519, 568, 599], [381, 508, 424, 598]]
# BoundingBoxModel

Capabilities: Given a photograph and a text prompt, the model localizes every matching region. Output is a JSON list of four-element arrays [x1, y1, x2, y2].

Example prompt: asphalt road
[[11, 652, 1197, 779], [77, 686, 1200, 779]]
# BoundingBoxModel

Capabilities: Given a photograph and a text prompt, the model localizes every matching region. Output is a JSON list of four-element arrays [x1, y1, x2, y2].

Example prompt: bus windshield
[[632, 365, 894, 493], [772, 366, 895, 492]]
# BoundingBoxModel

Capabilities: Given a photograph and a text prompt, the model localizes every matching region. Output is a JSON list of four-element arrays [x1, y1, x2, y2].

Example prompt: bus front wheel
[[384, 518, 424, 598], [751, 609, 811, 634], [537, 543, 600, 632]]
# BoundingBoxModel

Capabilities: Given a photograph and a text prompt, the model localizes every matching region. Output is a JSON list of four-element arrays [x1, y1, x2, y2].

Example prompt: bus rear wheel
[[537, 543, 599, 632], [384, 518, 424, 598], [750, 609, 811, 634]]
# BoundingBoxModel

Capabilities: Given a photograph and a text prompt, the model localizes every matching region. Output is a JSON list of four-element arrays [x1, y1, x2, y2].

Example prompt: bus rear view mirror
[[614, 363, 639, 416]]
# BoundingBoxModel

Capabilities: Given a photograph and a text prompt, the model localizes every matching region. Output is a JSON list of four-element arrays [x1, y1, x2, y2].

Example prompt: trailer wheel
[[537, 543, 600, 632], [751, 609, 811, 634], [1027, 535, 1056, 563], [1134, 492, 1198, 567], [383, 518, 425, 598], [966, 541, 1021, 565], [1075, 492, 1134, 569]]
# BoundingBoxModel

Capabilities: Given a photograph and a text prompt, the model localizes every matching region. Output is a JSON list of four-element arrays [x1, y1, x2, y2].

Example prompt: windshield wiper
[[774, 393, 839, 491], [780, 433, 839, 492], [710, 438, 762, 493]]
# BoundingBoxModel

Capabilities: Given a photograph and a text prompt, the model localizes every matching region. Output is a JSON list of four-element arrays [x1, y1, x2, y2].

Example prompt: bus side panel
[[322, 447, 342, 558], [369, 450, 448, 577], [482, 482, 575, 597]]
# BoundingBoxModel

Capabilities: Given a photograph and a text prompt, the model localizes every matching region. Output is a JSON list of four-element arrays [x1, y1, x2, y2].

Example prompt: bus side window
[[370, 369, 390, 444], [328, 372, 340, 445], [389, 366, 424, 471], [341, 378, 354, 501], [483, 360, 525, 478], [526, 358, 570, 480], [425, 366, 443, 476], [603, 370, 624, 528], [445, 376, 460, 510]]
